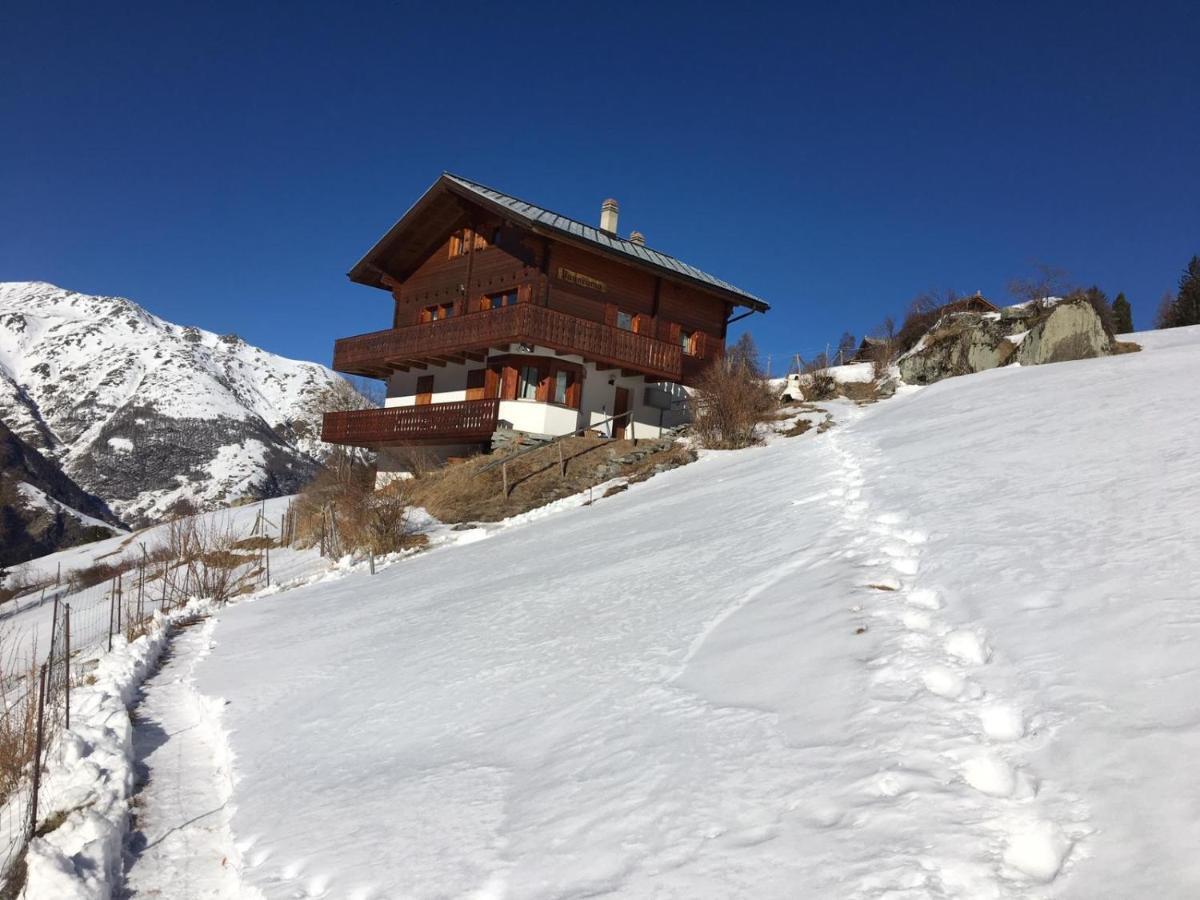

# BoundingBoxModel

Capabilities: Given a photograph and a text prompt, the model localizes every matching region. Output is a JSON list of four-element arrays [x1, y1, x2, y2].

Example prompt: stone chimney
[[629, 231, 646, 246], [599, 198, 619, 234]]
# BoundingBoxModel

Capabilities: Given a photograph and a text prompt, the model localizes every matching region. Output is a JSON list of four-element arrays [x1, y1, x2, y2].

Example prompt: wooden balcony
[[322, 399, 501, 447], [333, 303, 690, 382]]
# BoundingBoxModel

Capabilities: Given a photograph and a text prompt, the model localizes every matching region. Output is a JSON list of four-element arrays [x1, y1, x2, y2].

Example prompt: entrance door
[[612, 386, 631, 439], [416, 375, 434, 405], [465, 369, 486, 401]]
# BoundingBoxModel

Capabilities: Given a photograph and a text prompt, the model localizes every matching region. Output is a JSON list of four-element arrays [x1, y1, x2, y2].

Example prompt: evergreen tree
[[1112, 293, 1134, 334], [1175, 256, 1200, 327]]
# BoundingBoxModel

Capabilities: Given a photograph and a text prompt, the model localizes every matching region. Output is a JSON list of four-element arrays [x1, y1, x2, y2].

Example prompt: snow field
[[31, 323, 1198, 898]]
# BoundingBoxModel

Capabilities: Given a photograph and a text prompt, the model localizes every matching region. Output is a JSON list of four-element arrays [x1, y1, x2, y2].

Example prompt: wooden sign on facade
[[556, 267, 607, 293]]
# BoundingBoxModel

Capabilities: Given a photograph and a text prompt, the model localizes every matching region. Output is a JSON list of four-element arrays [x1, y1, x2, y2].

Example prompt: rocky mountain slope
[[0, 419, 123, 567], [0, 282, 346, 526]]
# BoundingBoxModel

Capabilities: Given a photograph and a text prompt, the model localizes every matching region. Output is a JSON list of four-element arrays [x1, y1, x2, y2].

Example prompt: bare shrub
[[895, 294, 945, 356], [386, 447, 442, 479], [0, 640, 39, 805], [800, 370, 836, 401], [293, 463, 418, 557], [689, 356, 775, 450], [1009, 264, 1072, 304], [67, 560, 130, 593]]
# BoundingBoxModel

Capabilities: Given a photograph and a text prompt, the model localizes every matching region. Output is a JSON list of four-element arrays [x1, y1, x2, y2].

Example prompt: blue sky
[[2, 1, 1197, 371]]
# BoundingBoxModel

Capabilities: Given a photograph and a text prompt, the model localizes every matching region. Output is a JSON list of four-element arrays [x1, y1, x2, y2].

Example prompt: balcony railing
[[322, 399, 501, 447], [333, 303, 687, 382]]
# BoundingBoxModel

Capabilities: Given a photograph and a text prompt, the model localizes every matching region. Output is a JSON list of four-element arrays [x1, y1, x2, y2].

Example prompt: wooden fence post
[[558, 442, 565, 477]]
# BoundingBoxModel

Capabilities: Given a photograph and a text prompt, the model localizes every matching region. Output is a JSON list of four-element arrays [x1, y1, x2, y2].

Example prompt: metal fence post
[[108, 577, 116, 653], [64, 604, 71, 731], [369, 551, 375, 576], [29, 663, 48, 835]]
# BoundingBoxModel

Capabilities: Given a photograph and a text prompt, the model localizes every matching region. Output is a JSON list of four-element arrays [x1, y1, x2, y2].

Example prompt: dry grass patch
[[405, 436, 696, 524], [782, 419, 814, 438]]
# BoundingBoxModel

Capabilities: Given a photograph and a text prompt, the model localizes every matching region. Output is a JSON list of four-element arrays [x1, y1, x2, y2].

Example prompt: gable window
[[450, 228, 493, 258], [616, 311, 635, 332], [518, 365, 540, 400], [484, 289, 518, 311]]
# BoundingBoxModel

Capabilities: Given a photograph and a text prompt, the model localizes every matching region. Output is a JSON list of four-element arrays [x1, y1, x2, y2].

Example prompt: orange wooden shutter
[[500, 365, 518, 400]]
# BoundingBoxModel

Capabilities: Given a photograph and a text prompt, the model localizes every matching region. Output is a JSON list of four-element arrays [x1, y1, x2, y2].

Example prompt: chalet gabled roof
[[348, 173, 769, 313]]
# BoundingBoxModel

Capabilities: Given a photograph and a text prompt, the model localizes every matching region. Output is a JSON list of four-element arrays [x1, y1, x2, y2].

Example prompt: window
[[616, 311, 635, 332], [421, 303, 454, 323], [449, 229, 480, 257], [415, 375, 434, 406], [484, 289, 518, 310], [553, 370, 569, 405], [680, 329, 696, 355], [518, 365, 539, 400]]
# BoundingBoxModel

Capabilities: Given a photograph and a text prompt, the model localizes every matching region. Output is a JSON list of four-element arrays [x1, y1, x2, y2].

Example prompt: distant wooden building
[[322, 174, 769, 479]]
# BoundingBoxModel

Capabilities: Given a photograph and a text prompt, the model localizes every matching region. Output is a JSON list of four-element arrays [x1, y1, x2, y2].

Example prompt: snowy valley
[[7, 325, 1199, 898], [0, 282, 346, 531]]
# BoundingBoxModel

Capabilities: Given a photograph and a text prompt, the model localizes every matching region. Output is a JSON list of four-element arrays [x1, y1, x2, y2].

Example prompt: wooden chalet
[[322, 174, 768, 478]]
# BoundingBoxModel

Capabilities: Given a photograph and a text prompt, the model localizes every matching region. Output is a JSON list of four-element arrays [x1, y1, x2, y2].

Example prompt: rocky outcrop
[[898, 298, 1114, 386]]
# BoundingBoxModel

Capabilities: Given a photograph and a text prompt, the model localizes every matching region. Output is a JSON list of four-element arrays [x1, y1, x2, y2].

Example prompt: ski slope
[[140, 326, 1198, 898]]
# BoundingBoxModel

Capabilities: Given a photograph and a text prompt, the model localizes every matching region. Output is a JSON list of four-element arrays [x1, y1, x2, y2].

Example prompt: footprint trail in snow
[[823, 426, 1090, 897]]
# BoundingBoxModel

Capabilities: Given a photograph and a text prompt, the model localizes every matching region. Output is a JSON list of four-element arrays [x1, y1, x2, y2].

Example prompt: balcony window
[[553, 369, 569, 405], [484, 289, 518, 311], [421, 303, 454, 323], [518, 365, 539, 400], [616, 311, 635, 332], [680, 330, 696, 355]]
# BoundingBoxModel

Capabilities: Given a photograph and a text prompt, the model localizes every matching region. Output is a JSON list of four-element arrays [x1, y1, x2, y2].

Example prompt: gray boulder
[[898, 298, 1112, 386]]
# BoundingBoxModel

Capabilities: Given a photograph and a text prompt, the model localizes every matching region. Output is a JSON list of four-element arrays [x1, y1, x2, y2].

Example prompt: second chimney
[[600, 198, 619, 234], [629, 231, 646, 245]]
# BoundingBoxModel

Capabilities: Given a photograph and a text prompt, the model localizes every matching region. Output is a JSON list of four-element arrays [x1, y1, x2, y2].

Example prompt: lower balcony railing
[[333, 303, 688, 382], [321, 399, 501, 447]]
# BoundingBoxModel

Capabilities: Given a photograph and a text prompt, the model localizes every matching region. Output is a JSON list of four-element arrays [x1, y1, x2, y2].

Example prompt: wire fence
[[0, 499, 292, 891]]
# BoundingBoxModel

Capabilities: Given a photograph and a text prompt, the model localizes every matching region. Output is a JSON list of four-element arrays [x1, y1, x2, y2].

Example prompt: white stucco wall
[[381, 345, 691, 443]]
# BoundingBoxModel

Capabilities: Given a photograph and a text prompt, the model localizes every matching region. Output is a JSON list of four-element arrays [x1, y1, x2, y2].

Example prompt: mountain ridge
[[0, 281, 345, 526]]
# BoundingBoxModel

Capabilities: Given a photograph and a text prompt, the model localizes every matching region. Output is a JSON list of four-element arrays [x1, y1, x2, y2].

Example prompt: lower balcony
[[322, 399, 501, 447]]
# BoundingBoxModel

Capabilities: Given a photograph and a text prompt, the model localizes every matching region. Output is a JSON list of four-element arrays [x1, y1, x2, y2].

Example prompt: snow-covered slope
[[0, 282, 345, 525], [51, 324, 1194, 898]]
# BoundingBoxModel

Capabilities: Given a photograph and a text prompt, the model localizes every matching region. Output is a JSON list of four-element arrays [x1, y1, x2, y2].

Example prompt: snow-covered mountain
[[0, 281, 345, 525]]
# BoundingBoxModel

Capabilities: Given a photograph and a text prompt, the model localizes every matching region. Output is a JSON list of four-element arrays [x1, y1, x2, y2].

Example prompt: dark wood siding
[[392, 220, 542, 328], [546, 242, 728, 346]]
